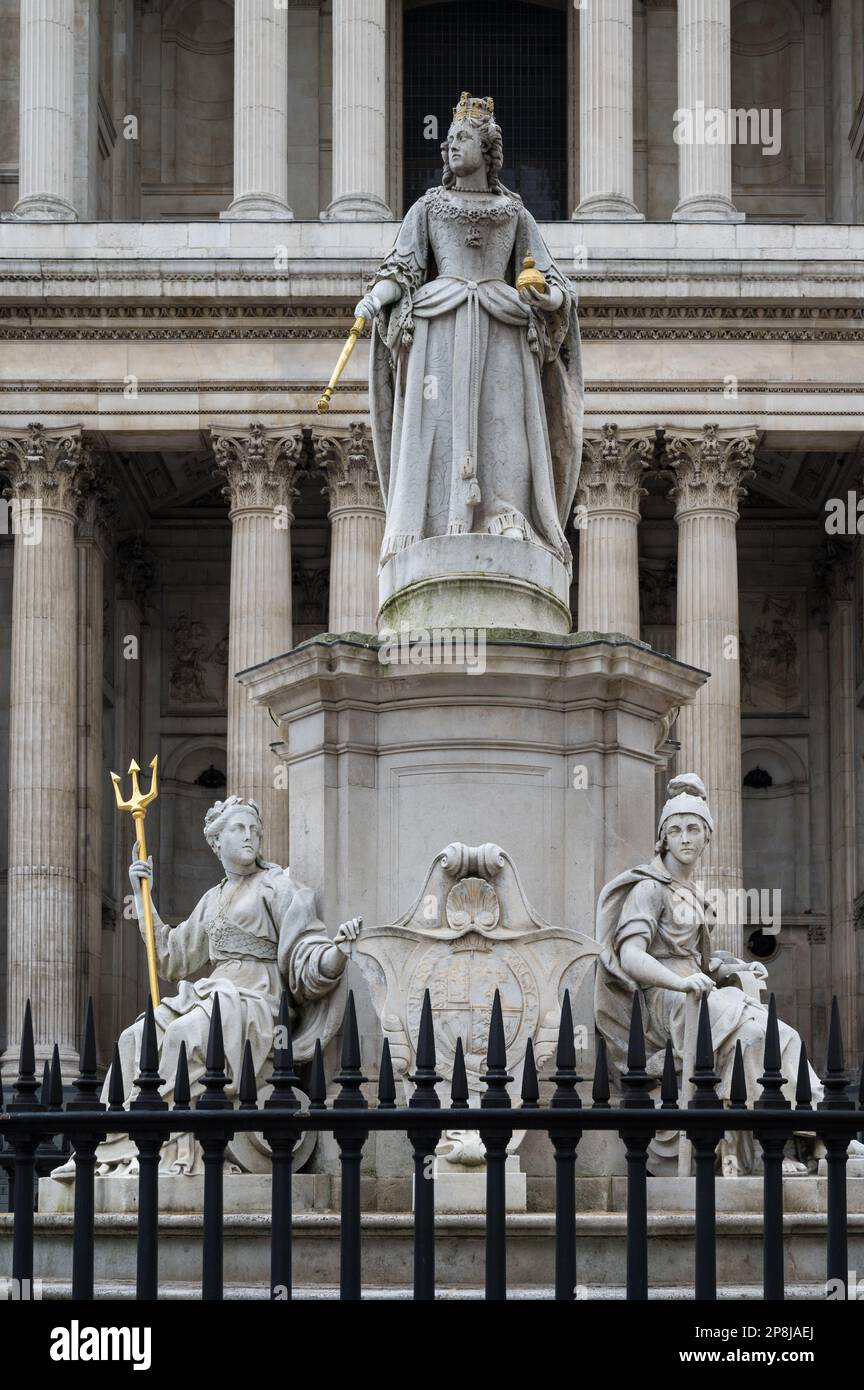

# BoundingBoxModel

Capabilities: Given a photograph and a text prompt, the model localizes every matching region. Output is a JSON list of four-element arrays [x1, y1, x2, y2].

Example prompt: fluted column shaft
[[316, 426, 384, 633], [575, 0, 643, 220], [0, 426, 92, 1071], [14, 0, 77, 221], [576, 426, 651, 638], [672, 0, 742, 222], [666, 425, 756, 955], [325, 0, 392, 220], [223, 0, 293, 219], [214, 426, 304, 867]]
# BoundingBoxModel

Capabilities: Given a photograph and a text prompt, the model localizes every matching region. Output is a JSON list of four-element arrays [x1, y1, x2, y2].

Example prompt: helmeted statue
[[56, 796, 361, 1177], [356, 92, 583, 571], [594, 773, 862, 1175]]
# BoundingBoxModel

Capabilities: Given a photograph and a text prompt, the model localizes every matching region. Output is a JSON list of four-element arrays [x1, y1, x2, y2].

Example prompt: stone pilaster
[[816, 540, 858, 1057], [575, 425, 653, 638], [13, 0, 77, 221], [222, 0, 293, 220], [324, 0, 392, 220], [672, 0, 743, 222], [213, 424, 305, 867], [314, 423, 384, 634], [574, 0, 643, 219], [664, 424, 757, 954], [75, 464, 118, 1052], [0, 425, 93, 1073]]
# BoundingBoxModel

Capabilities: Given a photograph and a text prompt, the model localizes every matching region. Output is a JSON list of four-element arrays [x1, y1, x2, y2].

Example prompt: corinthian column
[[672, 0, 743, 222], [575, 0, 643, 219], [222, 0, 293, 220], [13, 0, 77, 220], [0, 425, 92, 1073], [315, 424, 384, 634], [665, 424, 757, 954], [575, 425, 652, 638], [324, 0, 392, 220], [213, 424, 305, 866]]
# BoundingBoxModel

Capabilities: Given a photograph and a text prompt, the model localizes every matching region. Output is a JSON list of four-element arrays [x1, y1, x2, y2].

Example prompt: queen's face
[[218, 809, 262, 869], [662, 814, 707, 867], [447, 122, 485, 177]]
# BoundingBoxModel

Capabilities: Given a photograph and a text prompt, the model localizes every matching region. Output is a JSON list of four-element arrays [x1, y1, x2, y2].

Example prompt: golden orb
[[515, 256, 547, 295]]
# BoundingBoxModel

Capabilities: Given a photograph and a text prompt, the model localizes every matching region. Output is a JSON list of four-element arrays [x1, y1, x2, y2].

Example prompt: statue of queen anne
[[56, 796, 361, 1177], [356, 92, 583, 568]]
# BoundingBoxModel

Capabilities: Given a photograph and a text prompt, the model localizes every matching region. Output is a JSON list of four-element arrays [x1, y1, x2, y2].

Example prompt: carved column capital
[[313, 423, 383, 515], [663, 424, 757, 518], [212, 422, 306, 517], [76, 457, 119, 555], [0, 424, 93, 519], [576, 424, 654, 516]]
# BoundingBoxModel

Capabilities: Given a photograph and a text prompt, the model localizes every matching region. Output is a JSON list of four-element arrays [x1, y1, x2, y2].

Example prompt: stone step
[[22, 1281, 845, 1302], [4, 1208, 863, 1293]]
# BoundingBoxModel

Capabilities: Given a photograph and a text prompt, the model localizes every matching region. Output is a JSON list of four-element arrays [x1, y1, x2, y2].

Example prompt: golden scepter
[[317, 315, 367, 414], [111, 756, 161, 1009]]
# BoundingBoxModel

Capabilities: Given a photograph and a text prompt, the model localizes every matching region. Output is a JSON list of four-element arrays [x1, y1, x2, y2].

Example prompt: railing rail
[[1, 988, 862, 1302]]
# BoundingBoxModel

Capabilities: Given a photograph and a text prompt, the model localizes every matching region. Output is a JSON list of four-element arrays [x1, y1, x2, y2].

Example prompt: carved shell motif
[[445, 876, 500, 933]]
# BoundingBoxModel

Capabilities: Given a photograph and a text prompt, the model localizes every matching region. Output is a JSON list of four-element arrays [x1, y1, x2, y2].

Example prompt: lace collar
[[425, 185, 521, 222]]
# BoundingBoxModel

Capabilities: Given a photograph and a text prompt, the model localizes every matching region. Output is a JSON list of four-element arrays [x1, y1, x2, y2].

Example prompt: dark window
[[403, 0, 568, 220]]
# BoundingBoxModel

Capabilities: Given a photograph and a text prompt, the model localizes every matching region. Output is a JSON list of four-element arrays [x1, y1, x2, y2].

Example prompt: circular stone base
[[378, 534, 572, 636]]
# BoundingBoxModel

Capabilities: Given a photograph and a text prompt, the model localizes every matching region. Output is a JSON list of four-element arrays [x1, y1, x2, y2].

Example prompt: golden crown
[[452, 92, 495, 123]]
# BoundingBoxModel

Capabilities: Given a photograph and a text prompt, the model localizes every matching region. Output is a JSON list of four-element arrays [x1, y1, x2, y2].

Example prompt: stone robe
[[369, 184, 584, 567], [594, 857, 823, 1173], [93, 863, 346, 1175]]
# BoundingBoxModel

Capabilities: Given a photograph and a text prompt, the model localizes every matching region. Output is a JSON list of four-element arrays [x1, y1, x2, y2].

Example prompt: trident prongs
[[110, 755, 161, 1008], [111, 755, 159, 814]]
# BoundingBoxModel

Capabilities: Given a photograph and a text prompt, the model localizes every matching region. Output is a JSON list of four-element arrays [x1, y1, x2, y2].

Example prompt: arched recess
[[141, 0, 234, 218], [741, 737, 815, 1043], [741, 738, 810, 914], [158, 738, 228, 926], [398, 0, 572, 220], [731, 0, 826, 221]]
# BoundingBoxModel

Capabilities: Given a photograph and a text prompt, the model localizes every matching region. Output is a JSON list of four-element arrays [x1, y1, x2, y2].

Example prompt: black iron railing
[[0, 988, 862, 1302]]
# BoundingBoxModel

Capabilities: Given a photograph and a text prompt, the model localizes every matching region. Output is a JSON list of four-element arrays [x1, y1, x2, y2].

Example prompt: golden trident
[[111, 756, 160, 1009], [317, 315, 367, 414]]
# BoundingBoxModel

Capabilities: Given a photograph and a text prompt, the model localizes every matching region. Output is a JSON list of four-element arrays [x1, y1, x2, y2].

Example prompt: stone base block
[[430, 1158, 526, 1213], [38, 1174, 335, 1216], [378, 534, 572, 635], [819, 1157, 864, 1179]]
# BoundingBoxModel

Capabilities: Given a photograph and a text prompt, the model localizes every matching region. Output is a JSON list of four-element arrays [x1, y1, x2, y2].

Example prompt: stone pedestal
[[378, 535, 572, 637], [237, 635, 707, 1066]]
